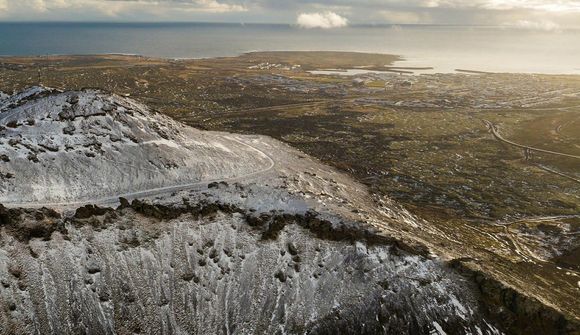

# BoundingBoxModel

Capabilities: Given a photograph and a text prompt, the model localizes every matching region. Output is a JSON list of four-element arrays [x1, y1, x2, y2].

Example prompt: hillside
[[0, 87, 574, 334]]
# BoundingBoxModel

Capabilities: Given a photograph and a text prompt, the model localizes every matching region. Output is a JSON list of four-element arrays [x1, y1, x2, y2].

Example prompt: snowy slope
[[0, 88, 507, 335], [0, 87, 271, 204]]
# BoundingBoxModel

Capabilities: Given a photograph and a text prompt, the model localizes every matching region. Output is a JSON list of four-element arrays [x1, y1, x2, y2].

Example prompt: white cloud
[[513, 19, 561, 31], [19, 0, 77, 12], [1, 0, 246, 18], [423, 0, 580, 12], [30, 0, 48, 12], [297, 11, 348, 29], [181, 0, 246, 13], [19, 0, 126, 15], [1, 0, 580, 26], [380, 10, 430, 24]]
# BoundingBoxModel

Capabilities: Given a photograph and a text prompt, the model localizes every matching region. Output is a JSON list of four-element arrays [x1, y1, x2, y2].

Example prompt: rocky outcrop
[[450, 260, 579, 335], [0, 204, 62, 241]]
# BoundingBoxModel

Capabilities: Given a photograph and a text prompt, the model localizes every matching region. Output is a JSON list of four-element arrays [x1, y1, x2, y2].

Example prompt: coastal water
[[1, 22, 579, 74]]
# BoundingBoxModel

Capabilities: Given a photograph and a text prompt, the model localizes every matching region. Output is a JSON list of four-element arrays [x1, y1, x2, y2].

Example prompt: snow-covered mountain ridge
[[0, 87, 551, 334], [0, 87, 271, 204]]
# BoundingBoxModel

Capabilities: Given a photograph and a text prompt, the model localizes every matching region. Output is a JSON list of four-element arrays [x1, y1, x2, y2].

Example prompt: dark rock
[[0, 204, 62, 241], [58, 108, 74, 121], [245, 213, 271, 227], [67, 95, 79, 105], [261, 215, 290, 240], [27, 153, 39, 163], [118, 197, 131, 209], [209, 249, 218, 259], [86, 260, 101, 274], [74, 205, 113, 220], [287, 242, 299, 256], [62, 125, 75, 135], [39, 143, 59, 152], [274, 270, 287, 283], [7, 264, 21, 278], [0, 172, 13, 180], [99, 290, 110, 302], [182, 272, 195, 282]]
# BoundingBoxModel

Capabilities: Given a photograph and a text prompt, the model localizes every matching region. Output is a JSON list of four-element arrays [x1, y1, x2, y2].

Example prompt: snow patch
[[432, 321, 447, 335]]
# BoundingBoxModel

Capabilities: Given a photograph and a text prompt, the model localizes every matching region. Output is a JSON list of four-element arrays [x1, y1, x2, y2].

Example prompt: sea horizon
[[1, 21, 580, 74]]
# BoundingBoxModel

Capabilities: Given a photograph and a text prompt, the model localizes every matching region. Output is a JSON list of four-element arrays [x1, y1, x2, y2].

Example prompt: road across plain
[[483, 120, 580, 160]]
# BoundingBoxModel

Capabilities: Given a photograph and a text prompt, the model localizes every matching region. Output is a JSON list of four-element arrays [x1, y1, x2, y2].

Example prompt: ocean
[[1, 22, 579, 74]]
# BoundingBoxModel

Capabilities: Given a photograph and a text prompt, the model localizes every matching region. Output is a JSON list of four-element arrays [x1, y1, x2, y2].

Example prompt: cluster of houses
[[248, 62, 301, 71]]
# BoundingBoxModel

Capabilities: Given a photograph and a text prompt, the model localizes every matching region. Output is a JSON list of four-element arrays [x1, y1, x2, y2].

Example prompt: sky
[[1, 0, 580, 29]]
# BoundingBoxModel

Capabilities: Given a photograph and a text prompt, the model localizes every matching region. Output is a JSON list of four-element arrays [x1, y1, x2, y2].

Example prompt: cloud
[[405, 0, 580, 12], [28, 0, 78, 12], [186, 0, 246, 13], [1, 0, 580, 27], [297, 11, 348, 28], [122, 0, 247, 13], [480, 0, 580, 12], [379, 10, 430, 24], [512, 19, 561, 31], [3, 0, 246, 17]]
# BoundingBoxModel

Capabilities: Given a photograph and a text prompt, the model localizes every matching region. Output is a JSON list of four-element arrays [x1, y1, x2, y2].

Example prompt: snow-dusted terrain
[[0, 88, 504, 334], [0, 87, 271, 205]]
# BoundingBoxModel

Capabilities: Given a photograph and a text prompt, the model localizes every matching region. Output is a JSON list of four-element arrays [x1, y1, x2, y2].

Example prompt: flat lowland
[[1, 52, 579, 332]]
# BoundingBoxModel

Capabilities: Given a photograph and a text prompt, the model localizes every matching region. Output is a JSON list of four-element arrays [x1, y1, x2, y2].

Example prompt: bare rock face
[[0, 88, 519, 334]]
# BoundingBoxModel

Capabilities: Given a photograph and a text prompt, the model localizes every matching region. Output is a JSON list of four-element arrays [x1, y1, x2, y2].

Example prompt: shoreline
[[1, 51, 580, 76]]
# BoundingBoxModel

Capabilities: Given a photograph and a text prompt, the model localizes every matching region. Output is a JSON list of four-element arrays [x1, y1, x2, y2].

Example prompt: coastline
[[3, 52, 580, 76], [2, 22, 580, 74]]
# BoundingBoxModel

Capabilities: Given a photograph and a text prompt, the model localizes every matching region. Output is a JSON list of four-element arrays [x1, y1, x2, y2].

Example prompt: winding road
[[483, 120, 580, 160], [2, 136, 276, 209]]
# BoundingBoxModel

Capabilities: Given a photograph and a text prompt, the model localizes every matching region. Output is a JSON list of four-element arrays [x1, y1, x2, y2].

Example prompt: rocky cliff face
[[0, 87, 527, 334]]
